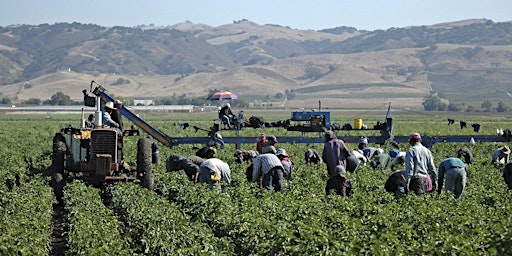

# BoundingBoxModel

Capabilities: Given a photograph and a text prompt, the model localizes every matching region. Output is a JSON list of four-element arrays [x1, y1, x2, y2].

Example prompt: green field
[[1, 111, 511, 255]]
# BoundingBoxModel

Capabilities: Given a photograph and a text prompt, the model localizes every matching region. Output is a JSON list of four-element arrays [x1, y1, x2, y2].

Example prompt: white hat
[[105, 101, 116, 110], [225, 103, 231, 108], [276, 148, 288, 157]]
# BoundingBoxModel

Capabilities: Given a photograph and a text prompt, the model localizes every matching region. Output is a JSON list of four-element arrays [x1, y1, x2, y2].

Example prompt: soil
[[49, 203, 68, 256]]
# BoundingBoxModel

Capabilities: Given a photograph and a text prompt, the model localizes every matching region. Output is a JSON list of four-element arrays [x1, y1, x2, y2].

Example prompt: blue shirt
[[438, 157, 467, 180]]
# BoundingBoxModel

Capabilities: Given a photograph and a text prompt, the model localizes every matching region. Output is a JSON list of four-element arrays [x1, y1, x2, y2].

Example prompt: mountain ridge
[[1, 19, 512, 109]]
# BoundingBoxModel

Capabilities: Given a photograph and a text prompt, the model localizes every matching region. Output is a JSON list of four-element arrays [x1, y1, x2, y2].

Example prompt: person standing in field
[[256, 133, 267, 154], [261, 135, 278, 154], [112, 100, 124, 131], [405, 133, 437, 197], [322, 130, 352, 177], [437, 157, 467, 199]]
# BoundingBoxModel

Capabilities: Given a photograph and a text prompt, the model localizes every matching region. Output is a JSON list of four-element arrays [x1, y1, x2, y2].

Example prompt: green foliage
[[1, 113, 512, 255], [422, 93, 446, 111], [43, 91, 77, 106], [0, 178, 54, 256], [65, 181, 131, 255]]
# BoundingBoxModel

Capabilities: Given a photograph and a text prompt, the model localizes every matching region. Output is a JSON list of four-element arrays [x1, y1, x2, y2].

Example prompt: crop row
[[104, 182, 234, 254], [0, 178, 53, 255], [64, 181, 131, 255]]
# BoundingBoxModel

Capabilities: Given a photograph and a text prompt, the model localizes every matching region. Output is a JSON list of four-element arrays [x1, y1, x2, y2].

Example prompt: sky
[[1, 0, 511, 31]]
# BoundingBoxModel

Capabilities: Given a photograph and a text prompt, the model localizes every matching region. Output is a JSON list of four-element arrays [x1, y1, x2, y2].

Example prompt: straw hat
[[501, 146, 511, 154]]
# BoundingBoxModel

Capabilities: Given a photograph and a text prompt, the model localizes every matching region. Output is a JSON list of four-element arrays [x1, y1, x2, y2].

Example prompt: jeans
[[262, 167, 283, 193], [445, 167, 467, 199]]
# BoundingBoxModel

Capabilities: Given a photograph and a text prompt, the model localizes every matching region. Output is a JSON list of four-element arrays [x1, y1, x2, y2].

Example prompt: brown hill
[[1, 19, 512, 110]]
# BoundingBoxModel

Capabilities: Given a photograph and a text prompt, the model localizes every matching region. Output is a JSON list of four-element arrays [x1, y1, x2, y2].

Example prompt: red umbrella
[[206, 91, 238, 100]]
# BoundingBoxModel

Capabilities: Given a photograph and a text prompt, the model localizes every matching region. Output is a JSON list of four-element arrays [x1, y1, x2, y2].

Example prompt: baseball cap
[[409, 133, 421, 140], [268, 136, 278, 143]]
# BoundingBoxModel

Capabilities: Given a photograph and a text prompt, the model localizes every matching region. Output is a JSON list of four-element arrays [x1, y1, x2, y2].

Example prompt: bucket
[[354, 118, 363, 129]]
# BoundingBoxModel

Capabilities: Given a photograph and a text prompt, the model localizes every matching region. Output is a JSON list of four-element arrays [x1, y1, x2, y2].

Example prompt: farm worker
[[390, 151, 406, 171], [358, 137, 368, 150], [261, 135, 278, 154], [112, 99, 124, 131], [166, 154, 204, 182], [102, 101, 120, 130], [492, 146, 510, 165], [405, 133, 437, 197], [322, 130, 352, 177], [256, 133, 267, 154], [251, 153, 285, 193], [352, 150, 367, 164], [457, 147, 474, 166], [370, 149, 392, 170], [503, 163, 512, 190], [198, 158, 231, 190], [276, 148, 293, 181], [219, 102, 234, 129], [362, 147, 379, 161], [325, 165, 352, 196], [84, 113, 95, 128], [437, 157, 467, 199], [384, 169, 408, 199], [385, 168, 432, 199]]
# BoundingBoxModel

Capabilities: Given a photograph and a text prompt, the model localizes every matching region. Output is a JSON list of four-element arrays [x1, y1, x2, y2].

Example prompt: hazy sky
[[1, 0, 511, 31]]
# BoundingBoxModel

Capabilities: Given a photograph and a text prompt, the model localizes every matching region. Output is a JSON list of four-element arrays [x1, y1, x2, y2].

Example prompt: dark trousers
[[262, 167, 283, 193]]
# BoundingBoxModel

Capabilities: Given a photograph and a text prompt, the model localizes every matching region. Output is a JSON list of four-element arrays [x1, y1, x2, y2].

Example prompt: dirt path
[[49, 203, 68, 256]]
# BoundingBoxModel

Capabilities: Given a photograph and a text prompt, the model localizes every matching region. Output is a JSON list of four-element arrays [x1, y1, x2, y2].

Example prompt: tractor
[[50, 85, 154, 201]]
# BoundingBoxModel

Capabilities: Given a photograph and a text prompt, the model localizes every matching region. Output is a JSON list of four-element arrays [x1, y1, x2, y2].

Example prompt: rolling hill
[[1, 19, 512, 109]]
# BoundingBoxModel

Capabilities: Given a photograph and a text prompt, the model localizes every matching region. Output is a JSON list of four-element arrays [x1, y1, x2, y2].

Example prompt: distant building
[[134, 99, 154, 106]]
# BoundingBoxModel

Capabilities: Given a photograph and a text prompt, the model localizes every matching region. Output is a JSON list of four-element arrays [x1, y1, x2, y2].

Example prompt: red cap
[[260, 133, 266, 137], [409, 133, 421, 140]]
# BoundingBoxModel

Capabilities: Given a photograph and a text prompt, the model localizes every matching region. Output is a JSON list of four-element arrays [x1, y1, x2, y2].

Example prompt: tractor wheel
[[51, 137, 67, 203], [137, 138, 154, 190]]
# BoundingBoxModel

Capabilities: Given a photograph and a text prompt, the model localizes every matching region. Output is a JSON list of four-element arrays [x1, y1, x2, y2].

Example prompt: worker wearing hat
[[276, 148, 293, 181], [404, 132, 437, 197], [261, 135, 278, 154], [492, 145, 511, 165], [112, 99, 124, 131], [102, 101, 120, 129], [256, 133, 267, 154]]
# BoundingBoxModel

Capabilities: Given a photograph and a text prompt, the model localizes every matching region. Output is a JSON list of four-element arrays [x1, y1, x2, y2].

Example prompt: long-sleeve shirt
[[492, 149, 509, 164], [322, 131, 352, 177], [405, 143, 437, 183], [438, 157, 467, 181], [252, 154, 284, 182], [102, 110, 119, 128], [200, 158, 231, 184]]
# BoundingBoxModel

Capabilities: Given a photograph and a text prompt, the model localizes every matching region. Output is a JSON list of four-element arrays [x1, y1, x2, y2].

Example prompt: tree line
[[422, 93, 510, 112]]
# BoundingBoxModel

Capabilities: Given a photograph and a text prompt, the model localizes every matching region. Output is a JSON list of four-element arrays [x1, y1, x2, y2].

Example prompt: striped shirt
[[252, 154, 284, 182]]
